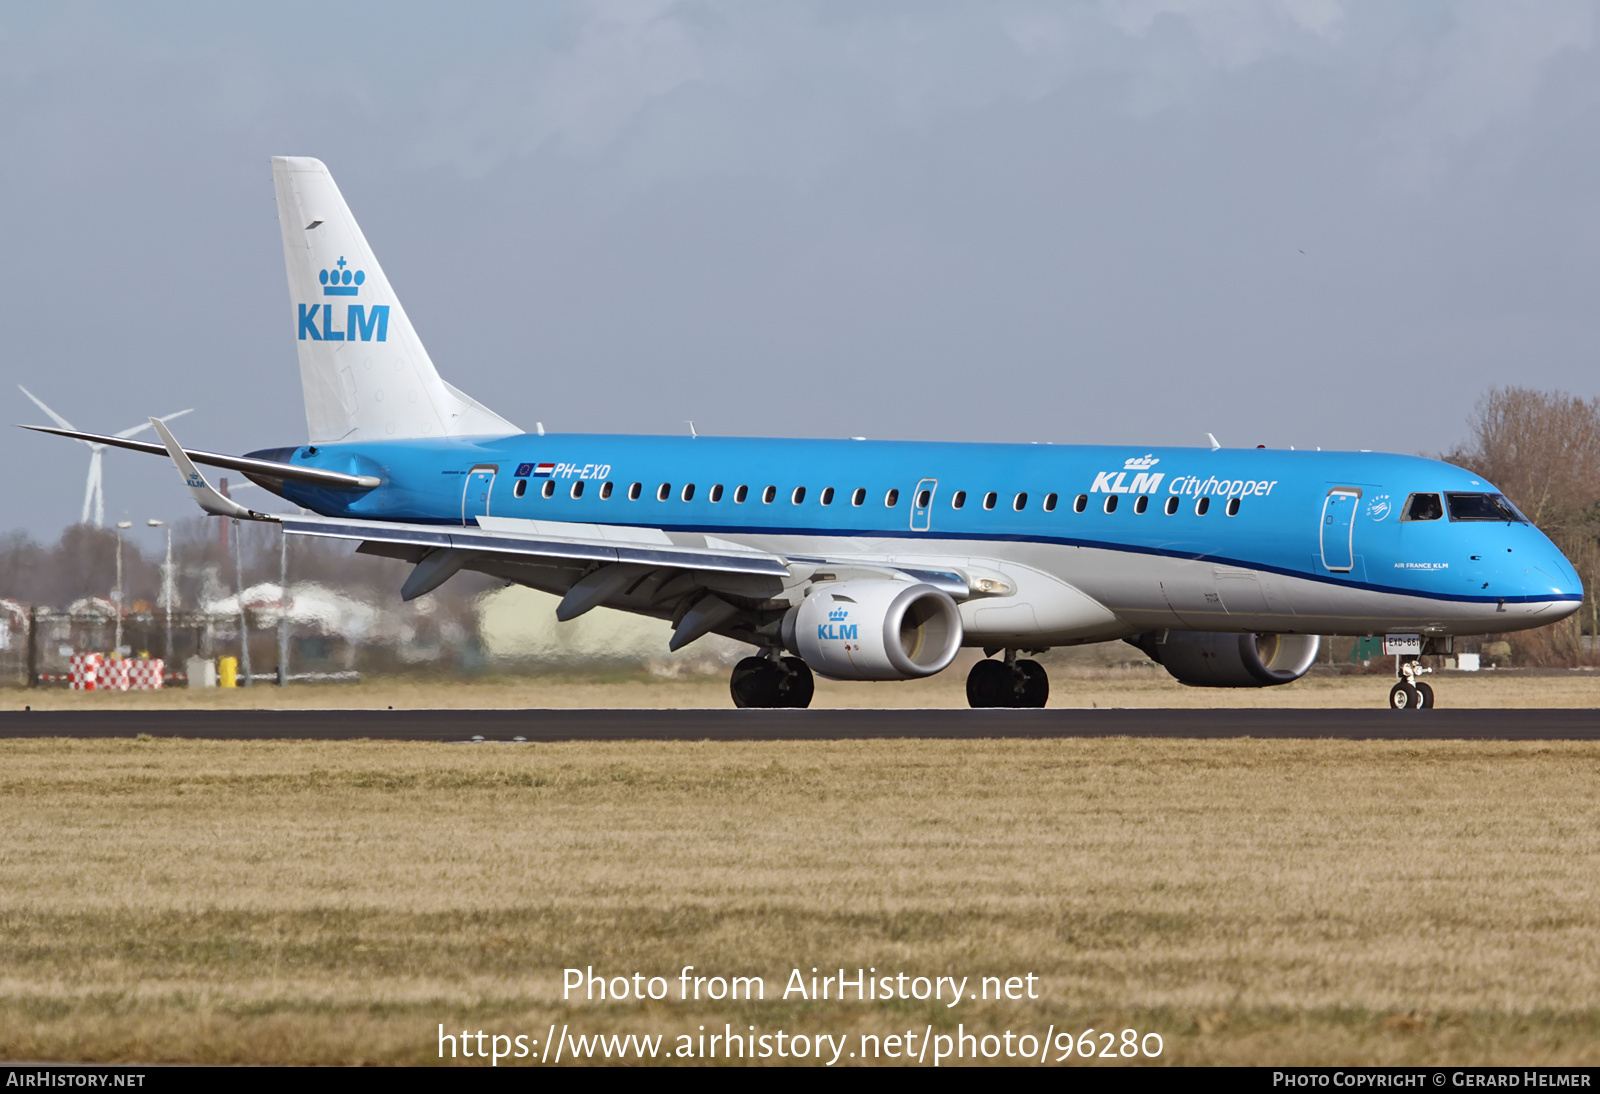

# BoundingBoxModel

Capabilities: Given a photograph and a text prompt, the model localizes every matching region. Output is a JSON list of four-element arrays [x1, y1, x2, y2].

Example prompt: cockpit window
[[1445, 492, 1525, 523], [1401, 493, 1443, 522]]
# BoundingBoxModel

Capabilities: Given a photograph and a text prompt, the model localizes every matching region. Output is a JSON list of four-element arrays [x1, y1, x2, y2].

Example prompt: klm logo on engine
[[298, 257, 389, 342], [818, 606, 857, 641], [1091, 454, 1164, 494]]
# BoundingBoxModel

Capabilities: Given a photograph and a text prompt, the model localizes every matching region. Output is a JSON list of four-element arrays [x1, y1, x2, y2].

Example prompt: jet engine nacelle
[[783, 581, 964, 681], [1132, 631, 1321, 688]]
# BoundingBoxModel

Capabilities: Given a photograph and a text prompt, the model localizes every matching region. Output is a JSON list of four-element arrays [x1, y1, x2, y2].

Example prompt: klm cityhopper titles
[[24, 157, 1583, 710]]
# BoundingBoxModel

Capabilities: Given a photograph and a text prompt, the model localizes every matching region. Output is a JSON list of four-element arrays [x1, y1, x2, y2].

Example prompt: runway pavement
[[1, 707, 1598, 741]]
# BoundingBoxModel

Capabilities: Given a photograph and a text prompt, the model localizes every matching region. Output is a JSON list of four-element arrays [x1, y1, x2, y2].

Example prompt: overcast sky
[[3, 1, 1597, 548]]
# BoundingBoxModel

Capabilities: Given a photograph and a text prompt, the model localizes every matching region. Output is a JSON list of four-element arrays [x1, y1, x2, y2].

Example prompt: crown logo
[[828, 607, 849, 621], [320, 256, 366, 297], [1123, 454, 1159, 471]]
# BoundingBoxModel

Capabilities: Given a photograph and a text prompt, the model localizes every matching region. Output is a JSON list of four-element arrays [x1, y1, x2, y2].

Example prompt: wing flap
[[280, 513, 792, 578]]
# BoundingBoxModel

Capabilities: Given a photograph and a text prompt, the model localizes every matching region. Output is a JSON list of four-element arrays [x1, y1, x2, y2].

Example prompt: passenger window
[[735, 485, 748, 503], [600, 481, 613, 500], [1402, 493, 1444, 521], [1226, 497, 1240, 517], [983, 492, 997, 511], [952, 490, 966, 510], [1196, 497, 1210, 515], [542, 480, 555, 499], [851, 488, 866, 507], [916, 488, 931, 508], [514, 479, 527, 499], [1133, 495, 1148, 514], [710, 484, 724, 503], [571, 481, 584, 499], [1043, 493, 1057, 512], [792, 486, 806, 504], [628, 482, 642, 501], [885, 489, 899, 507], [1104, 495, 1118, 514], [657, 483, 671, 501], [821, 487, 834, 506], [1013, 492, 1027, 511], [1164, 496, 1179, 515], [762, 485, 777, 504], [1073, 494, 1088, 513], [681, 484, 695, 502]]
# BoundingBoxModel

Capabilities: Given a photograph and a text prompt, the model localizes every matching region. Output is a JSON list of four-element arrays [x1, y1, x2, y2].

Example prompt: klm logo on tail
[[818, 607, 857, 641], [298, 257, 389, 342]]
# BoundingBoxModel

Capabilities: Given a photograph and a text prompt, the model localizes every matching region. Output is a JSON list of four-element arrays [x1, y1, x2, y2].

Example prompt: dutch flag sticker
[[533, 463, 556, 477]]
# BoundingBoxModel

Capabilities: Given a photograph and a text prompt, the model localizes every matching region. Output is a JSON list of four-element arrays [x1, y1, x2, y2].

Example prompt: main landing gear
[[730, 653, 815, 709], [1387, 656, 1435, 710], [967, 651, 1049, 708]]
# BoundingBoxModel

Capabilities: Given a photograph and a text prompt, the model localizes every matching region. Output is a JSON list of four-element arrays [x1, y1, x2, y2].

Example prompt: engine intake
[[784, 581, 963, 681], [1130, 631, 1321, 688]]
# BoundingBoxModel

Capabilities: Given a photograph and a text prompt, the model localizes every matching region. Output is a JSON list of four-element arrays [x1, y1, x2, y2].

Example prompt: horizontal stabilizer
[[20, 424, 380, 490]]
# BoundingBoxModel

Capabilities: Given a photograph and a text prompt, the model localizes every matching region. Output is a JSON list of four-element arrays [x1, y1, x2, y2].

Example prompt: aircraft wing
[[280, 512, 976, 649]]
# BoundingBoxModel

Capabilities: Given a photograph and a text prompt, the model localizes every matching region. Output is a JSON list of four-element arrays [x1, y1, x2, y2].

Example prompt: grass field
[[2, 736, 1597, 1065]]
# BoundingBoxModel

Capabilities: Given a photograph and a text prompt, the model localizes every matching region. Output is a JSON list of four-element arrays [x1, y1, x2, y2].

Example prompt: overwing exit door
[[910, 478, 938, 531], [1321, 488, 1360, 572], [462, 465, 498, 525]]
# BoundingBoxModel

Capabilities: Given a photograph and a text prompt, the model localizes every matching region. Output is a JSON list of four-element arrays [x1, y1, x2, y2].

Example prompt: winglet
[[151, 417, 277, 521]]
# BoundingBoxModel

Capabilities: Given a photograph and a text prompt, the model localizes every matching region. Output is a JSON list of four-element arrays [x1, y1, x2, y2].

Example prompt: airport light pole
[[113, 520, 132, 654], [232, 518, 252, 686], [276, 530, 291, 686], [148, 519, 173, 667]]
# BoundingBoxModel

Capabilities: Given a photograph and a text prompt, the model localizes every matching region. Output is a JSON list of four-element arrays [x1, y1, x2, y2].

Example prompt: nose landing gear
[[967, 651, 1049, 708], [1387, 656, 1435, 710]]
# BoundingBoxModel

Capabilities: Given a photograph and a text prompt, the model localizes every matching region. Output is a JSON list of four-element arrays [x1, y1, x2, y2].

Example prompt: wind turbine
[[18, 386, 194, 527]]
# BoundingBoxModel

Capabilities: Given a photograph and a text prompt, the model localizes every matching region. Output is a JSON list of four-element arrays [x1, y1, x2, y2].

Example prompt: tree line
[[1442, 387, 1600, 665]]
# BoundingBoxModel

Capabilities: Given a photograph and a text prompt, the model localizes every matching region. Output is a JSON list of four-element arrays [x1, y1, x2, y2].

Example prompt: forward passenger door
[[1320, 488, 1361, 572]]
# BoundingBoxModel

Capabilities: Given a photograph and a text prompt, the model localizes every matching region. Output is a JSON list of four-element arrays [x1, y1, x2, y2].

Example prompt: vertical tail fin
[[271, 157, 520, 443]]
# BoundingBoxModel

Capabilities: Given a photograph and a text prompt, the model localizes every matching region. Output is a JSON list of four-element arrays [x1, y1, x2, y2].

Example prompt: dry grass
[[8, 662, 1600, 711], [1, 737, 1598, 1065]]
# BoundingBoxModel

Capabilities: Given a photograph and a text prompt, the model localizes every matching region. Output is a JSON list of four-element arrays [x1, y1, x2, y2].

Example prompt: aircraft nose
[[1517, 556, 1584, 619]]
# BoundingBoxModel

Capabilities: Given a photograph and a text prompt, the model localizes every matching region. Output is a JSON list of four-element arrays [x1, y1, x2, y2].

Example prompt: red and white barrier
[[69, 652, 103, 690], [127, 659, 165, 689], [67, 654, 166, 690], [100, 658, 130, 691]]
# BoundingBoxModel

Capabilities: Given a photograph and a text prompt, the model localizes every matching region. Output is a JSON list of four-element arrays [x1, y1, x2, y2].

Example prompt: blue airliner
[[26, 158, 1583, 710]]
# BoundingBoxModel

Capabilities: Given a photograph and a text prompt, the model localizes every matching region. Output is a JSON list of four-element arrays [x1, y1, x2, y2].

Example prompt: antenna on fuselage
[[685, 421, 697, 438], [1206, 433, 1221, 450], [536, 422, 545, 436]]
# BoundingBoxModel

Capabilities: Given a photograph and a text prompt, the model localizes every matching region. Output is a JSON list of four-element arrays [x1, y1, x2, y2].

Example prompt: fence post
[[26, 606, 38, 688]]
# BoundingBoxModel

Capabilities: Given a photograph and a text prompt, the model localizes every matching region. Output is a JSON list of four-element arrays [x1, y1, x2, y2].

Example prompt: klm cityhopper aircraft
[[26, 158, 1584, 709]]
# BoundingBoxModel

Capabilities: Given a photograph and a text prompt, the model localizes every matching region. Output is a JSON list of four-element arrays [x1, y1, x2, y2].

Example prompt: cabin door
[[461, 465, 498, 526], [1320, 488, 1361, 572]]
